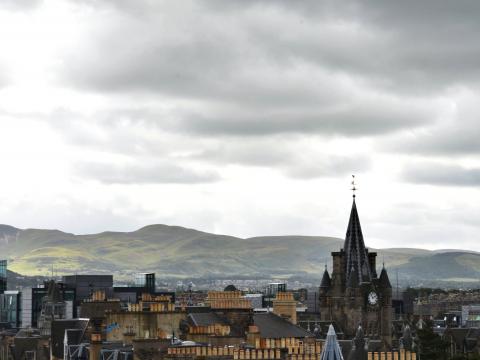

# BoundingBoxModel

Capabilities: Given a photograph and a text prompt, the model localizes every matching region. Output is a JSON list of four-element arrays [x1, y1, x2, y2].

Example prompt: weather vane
[[351, 175, 357, 198]]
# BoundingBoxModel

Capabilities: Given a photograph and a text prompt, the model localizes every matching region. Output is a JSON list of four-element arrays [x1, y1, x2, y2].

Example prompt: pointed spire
[[46, 280, 63, 302], [379, 266, 392, 289], [344, 198, 372, 285], [348, 326, 367, 360], [400, 325, 412, 350], [320, 325, 344, 360], [355, 325, 365, 342], [346, 265, 359, 289], [320, 266, 331, 288]]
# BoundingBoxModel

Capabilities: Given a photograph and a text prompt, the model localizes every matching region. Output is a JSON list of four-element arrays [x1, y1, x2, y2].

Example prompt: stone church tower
[[319, 196, 392, 347]]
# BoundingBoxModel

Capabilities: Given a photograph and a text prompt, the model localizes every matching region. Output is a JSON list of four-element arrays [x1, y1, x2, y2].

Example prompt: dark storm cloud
[[76, 162, 220, 185], [403, 162, 480, 187]]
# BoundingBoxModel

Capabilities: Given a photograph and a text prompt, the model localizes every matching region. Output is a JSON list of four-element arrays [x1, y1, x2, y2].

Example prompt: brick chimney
[[272, 292, 297, 324]]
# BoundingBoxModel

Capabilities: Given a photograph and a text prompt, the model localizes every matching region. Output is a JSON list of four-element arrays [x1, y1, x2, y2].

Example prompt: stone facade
[[273, 292, 297, 325], [319, 199, 393, 348]]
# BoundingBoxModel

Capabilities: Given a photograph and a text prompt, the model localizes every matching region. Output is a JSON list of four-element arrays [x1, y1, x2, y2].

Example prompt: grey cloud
[[0, 76, 7, 89], [231, 1, 480, 91], [46, 108, 177, 156], [192, 140, 371, 179], [387, 93, 480, 156], [5, 196, 152, 235], [0, 0, 42, 10], [399, 129, 480, 156], [68, 0, 480, 96], [402, 162, 480, 187], [0, 65, 9, 89], [193, 141, 295, 167], [178, 99, 435, 137], [285, 155, 371, 180], [57, 0, 445, 138], [76, 162, 220, 184]]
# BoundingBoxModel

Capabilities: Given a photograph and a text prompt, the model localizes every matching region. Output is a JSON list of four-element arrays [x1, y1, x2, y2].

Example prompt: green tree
[[416, 321, 449, 360], [451, 355, 480, 360]]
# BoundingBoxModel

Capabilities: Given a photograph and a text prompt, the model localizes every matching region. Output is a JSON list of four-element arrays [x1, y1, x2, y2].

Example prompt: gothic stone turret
[[319, 198, 392, 348], [348, 326, 368, 360]]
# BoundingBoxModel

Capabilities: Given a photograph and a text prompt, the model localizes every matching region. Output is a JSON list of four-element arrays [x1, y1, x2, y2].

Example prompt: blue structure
[[320, 324, 344, 360]]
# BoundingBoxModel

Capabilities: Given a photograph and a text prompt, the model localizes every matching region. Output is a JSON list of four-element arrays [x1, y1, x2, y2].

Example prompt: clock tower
[[319, 191, 392, 348]]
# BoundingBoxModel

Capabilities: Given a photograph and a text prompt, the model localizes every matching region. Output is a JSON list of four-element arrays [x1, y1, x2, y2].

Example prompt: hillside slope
[[0, 224, 478, 285]]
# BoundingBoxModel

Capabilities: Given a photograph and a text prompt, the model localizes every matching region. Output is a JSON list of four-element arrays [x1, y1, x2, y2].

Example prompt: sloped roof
[[51, 319, 89, 359], [320, 325, 344, 360], [253, 313, 313, 339], [224, 284, 238, 292], [344, 200, 372, 285], [379, 267, 392, 289], [188, 312, 229, 327], [320, 268, 331, 289], [13, 337, 43, 360]]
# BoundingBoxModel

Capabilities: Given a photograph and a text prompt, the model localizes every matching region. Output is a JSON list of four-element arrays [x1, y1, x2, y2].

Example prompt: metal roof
[[320, 325, 344, 360]]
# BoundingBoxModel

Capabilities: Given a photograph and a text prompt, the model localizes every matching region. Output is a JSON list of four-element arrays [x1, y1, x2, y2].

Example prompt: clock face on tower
[[368, 291, 378, 305]]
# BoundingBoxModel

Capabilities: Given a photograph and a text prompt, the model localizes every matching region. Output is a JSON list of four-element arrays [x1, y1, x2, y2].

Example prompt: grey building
[[0, 290, 21, 328], [21, 282, 75, 328], [62, 275, 114, 305]]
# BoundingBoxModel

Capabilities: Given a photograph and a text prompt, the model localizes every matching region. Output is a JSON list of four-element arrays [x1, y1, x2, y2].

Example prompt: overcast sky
[[0, 0, 479, 250]]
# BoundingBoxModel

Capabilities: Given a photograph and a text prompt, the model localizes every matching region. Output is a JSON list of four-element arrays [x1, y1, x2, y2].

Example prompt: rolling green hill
[[0, 224, 479, 286]]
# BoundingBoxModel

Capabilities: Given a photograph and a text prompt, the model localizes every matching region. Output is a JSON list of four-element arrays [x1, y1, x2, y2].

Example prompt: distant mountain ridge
[[0, 224, 479, 286]]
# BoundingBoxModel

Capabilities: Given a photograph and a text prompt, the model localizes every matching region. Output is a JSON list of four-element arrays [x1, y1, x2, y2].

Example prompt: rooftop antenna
[[351, 175, 357, 199]]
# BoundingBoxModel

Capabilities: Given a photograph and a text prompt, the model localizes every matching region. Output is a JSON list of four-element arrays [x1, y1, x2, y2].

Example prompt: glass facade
[[30, 286, 75, 327], [0, 291, 21, 327], [134, 273, 155, 291], [263, 282, 287, 308], [265, 282, 286, 296]]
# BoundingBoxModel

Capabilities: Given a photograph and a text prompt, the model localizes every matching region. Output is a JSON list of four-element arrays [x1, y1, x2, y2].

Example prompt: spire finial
[[351, 174, 357, 199]]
